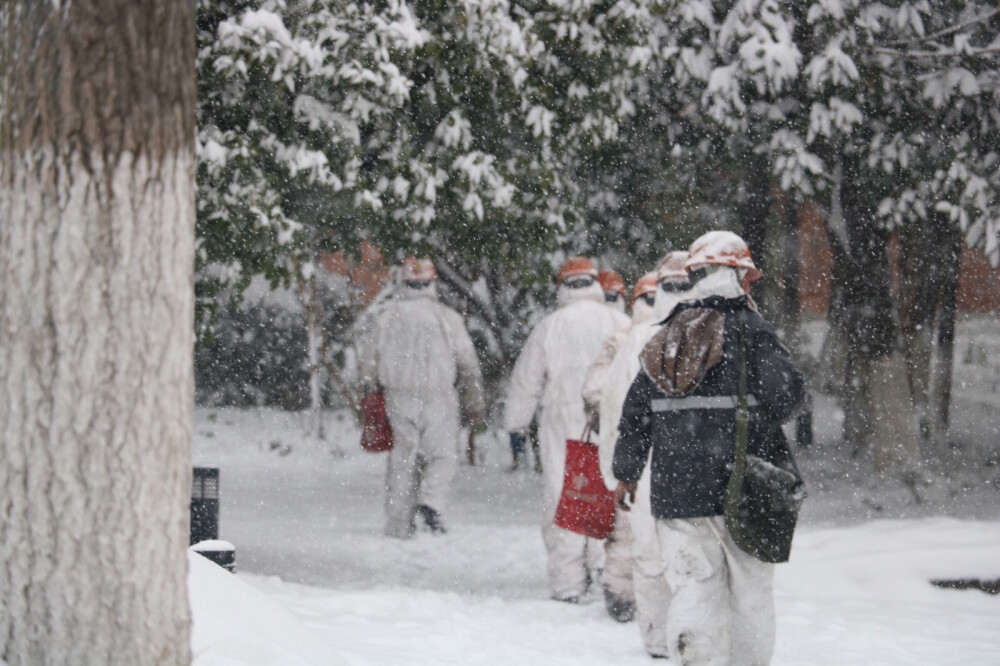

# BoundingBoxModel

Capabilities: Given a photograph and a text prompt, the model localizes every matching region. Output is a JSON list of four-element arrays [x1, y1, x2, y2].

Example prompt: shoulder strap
[[725, 311, 750, 507]]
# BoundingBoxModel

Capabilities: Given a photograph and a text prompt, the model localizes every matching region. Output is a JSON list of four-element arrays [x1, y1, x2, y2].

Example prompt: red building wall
[[796, 201, 998, 314], [320, 240, 390, 308]]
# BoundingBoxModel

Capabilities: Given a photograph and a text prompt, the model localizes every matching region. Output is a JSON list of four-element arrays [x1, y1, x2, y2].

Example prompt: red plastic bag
[[553, 433, 615, 539], [360, 392, 393, 452]]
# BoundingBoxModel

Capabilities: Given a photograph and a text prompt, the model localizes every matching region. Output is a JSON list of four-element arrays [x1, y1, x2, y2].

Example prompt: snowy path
[[190, 407, 1000, 665], [190, 315, 1000, 663]]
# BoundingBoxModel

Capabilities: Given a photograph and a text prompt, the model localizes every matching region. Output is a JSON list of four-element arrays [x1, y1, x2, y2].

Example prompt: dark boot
[[603, 586, 636, 623], [508, 449, 523, 472], [416, 504, 447, 534]]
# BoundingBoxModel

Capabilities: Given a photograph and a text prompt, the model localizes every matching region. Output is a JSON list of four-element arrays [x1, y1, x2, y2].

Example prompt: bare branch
[[434, 258, 496, 325], [879, 9, 999, 49], [872, 45, 1000, 59]]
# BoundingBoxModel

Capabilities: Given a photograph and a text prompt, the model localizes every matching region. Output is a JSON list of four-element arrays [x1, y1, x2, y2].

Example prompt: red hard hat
[[401, 257, 437, 282], [556, 256, 598, 285], [684, 231, 761, 282], [631, 271, 658, 305], [597, 270, 626, 297]]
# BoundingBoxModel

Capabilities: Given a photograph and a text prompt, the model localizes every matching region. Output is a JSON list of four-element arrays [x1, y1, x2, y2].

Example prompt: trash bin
[[190, 467, 219, 546], [192, 539, 237, 573]]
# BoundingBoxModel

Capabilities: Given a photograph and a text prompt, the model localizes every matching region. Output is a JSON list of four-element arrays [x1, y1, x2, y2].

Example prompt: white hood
[[653, 290, 688, 322], [396, 281, 439, 301], [606, 295, 627, 314], [631, 298, 657, 325], [556, 281, 605, 308]]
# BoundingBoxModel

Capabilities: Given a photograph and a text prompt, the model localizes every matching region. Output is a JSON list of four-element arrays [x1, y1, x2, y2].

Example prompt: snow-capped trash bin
[[190, 467, 220, 545], [191, 539, 236, 573]]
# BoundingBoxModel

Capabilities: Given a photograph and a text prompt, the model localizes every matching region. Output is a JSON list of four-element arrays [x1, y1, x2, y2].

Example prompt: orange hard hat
[[556, 256, 598, 285], [631, 271, 658, 305], [401, 257, 437, 282], [597, 270, 626, 297], [684, 231, 761, 282]]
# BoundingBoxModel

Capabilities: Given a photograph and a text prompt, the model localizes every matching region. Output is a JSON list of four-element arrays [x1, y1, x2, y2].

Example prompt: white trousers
[[632, 465, 673, 657], [541, 523, 605, 600], [538, 404, 604, 599], [602, 508, 635, 602], [383, 393, 460, 538], [657, 516, 775, 666]]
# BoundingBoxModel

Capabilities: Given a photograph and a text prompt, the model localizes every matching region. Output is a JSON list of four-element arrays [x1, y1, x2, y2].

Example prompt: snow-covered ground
[[190, 315, 1000, 665]]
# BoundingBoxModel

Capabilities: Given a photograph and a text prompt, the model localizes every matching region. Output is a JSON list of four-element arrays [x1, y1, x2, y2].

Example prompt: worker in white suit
[[598, 269, 628, 313], [582, 270, 658, 622], [587, 252, 691, 657], [357, 257, 484, 539], [505, 257, 630, 602]]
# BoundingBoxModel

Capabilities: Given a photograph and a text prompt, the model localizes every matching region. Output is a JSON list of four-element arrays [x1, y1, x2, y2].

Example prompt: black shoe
[[508, 452, 523, 472], [603, 587, 636, 623], [416, 504, 447, 534]]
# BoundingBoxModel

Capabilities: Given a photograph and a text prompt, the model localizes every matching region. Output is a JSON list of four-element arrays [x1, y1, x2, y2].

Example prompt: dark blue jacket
[[612, 296, 804, 520]]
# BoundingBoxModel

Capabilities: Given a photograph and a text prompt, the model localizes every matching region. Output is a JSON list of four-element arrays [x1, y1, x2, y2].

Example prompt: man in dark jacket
[[613, 231, 804, 666]]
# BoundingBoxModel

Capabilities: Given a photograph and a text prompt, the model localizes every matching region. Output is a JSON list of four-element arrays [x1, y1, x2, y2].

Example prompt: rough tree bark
[[779, 195, 802, 356], [0, 1, 195, 664], [898, 215, 962, 437], [831, 155, 898, 454], [739, 154, 773, 307], [933, 225, 962, 431]]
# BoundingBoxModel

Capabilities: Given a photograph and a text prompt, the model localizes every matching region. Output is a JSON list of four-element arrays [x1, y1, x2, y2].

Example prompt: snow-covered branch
[[878, 9, 999, 49]]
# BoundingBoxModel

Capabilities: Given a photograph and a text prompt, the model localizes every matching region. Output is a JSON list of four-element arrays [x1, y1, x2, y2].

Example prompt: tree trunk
[[779, 195, 802, 356], [898, 214, 962, 438], [739, 155, 773, 307], [898, 223, 938, 438], [301, 273, 326, 442], [933, 225, 962, 433], [0, 2, 195, 664], [831, 154, 897, 453]]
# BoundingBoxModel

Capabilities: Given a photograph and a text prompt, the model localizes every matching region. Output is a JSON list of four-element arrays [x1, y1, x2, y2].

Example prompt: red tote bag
[[360, 392, 394, 452], [553, 431, 616, 539]]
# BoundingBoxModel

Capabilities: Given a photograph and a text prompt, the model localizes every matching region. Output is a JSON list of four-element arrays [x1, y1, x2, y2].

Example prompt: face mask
[[684, 265, 745, 302]]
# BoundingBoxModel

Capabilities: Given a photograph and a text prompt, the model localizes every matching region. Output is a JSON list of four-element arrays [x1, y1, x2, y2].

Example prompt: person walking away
[[357, 257, 485, 538], [585, 253, 692, 655], [505, 257, 630, 602], [598, 269, 627, 313], [614, 231, 804, 665], [581, 269, 656, 622]]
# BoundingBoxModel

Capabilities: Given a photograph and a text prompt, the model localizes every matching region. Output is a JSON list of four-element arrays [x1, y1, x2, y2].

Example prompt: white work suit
[[505, 282, 630, 600], [581, 298, 655, 620], [357, 283, 484, 538], [585, 290, 686, 656]]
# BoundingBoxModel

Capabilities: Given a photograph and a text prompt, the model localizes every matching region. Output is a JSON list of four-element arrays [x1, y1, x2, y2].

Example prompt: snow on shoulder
[[188, 550, 344, 666]]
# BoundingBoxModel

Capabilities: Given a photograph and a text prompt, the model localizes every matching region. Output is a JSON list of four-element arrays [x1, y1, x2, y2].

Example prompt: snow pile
[[188, 550, 343, 665]]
